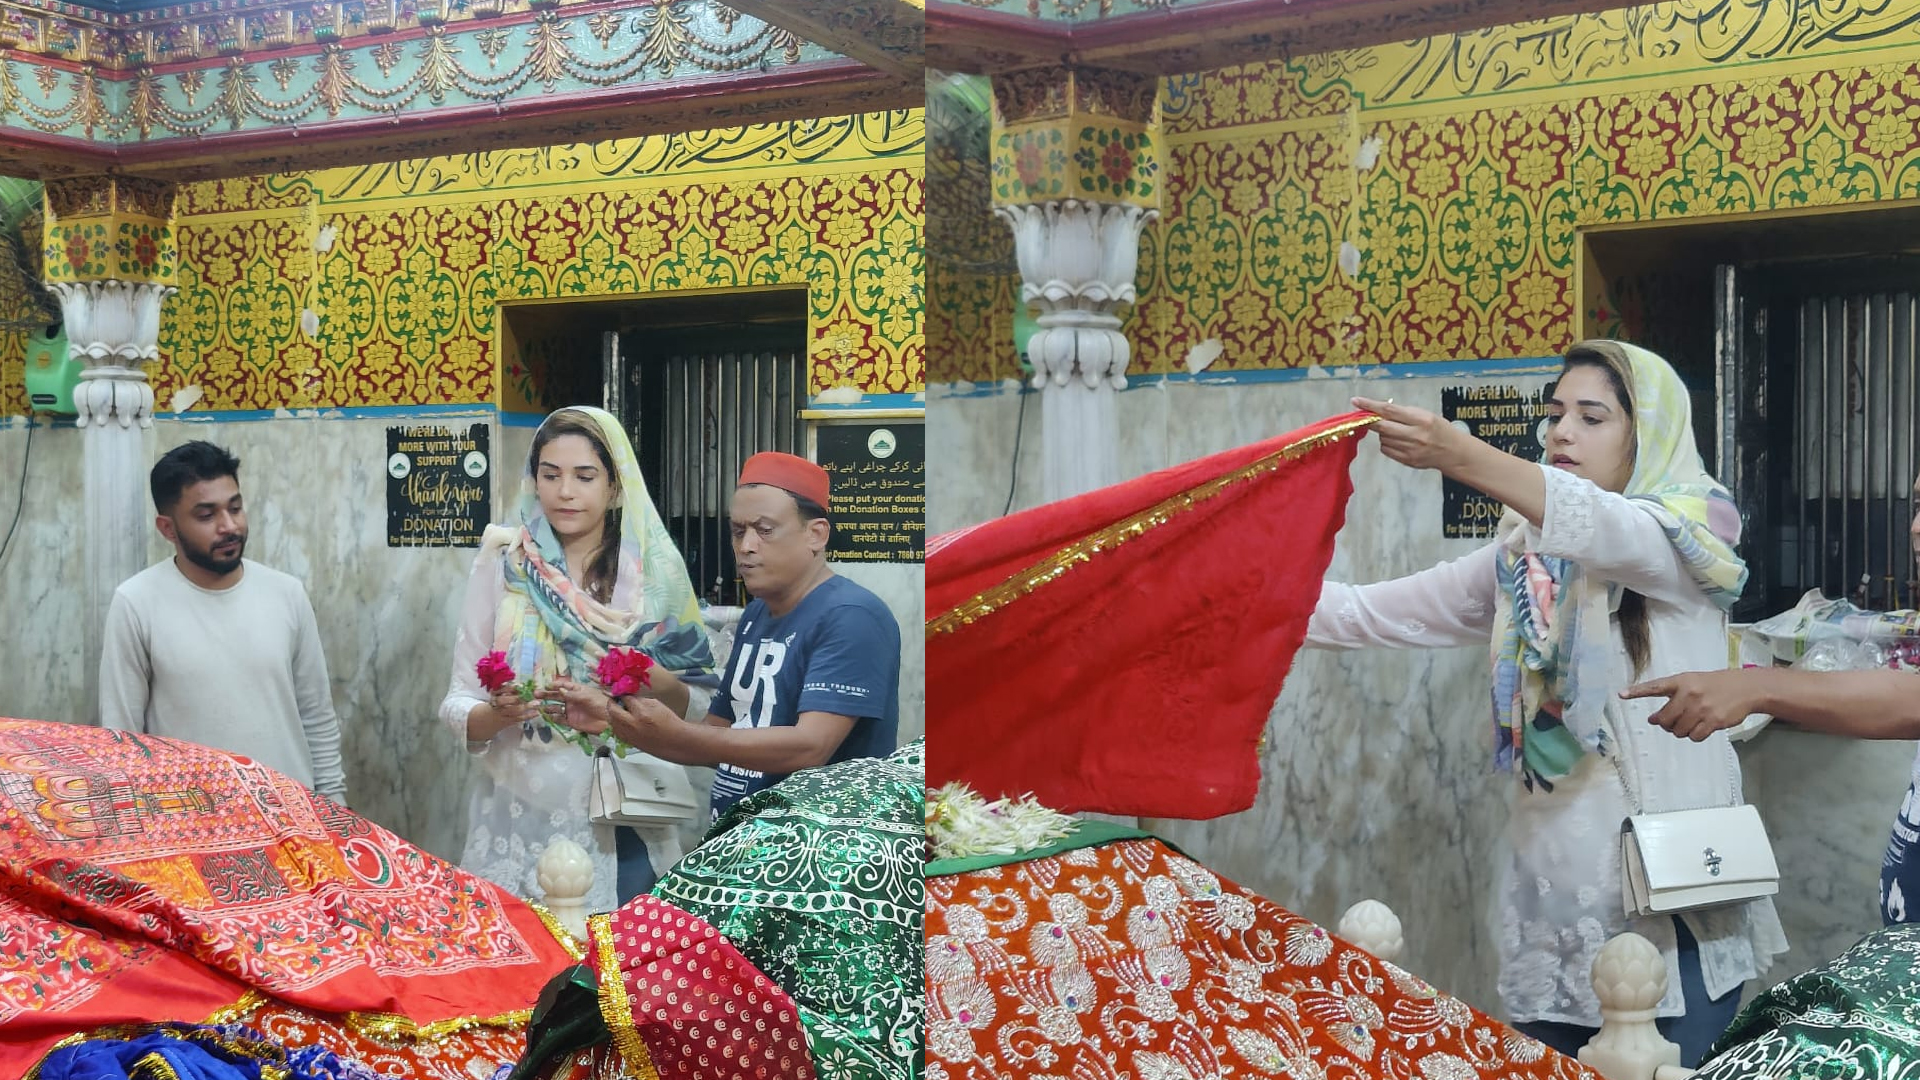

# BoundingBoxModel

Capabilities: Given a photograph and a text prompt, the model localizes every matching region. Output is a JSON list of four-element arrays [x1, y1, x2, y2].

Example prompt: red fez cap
[[738, 452, 830, 510]]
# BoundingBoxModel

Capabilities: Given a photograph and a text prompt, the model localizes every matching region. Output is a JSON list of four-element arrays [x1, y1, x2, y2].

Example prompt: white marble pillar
[[41, 176, 178, 719], [998, 199, 1156, 503], [990, 66, 1161, 507], [48, 279, 171, 717]]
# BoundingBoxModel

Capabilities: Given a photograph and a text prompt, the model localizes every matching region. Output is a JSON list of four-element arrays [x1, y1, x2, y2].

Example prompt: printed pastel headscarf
[[1489, 341, 1747, 787], [481, 406, 717, 718]]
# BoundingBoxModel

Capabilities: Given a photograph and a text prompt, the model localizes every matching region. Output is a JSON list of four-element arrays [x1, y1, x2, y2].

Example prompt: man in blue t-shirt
[[601, 451, 901, 821]]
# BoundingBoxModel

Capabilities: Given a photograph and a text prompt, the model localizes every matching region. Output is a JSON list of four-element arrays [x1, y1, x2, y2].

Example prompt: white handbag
[[1620, 804, 1780, 916], [589, 746, 698, 826], [1611, 750, 1779, 917]]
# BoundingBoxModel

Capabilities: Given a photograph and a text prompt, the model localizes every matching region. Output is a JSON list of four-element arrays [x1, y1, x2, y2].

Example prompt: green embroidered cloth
[[1696, 922, 1920, 1078], [650, 740, 925, 1080]]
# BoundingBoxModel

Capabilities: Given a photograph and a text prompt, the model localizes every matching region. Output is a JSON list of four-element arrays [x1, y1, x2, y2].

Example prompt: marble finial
[[538, 838, 593, 944], [1337, 899, 1404, 962]]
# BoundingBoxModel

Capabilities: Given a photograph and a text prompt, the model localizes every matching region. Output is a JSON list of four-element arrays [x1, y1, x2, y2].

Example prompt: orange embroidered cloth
[[0, 718, 577, 1076], [926, 412, 1372, 818], [926, 837, 1599, 1080]]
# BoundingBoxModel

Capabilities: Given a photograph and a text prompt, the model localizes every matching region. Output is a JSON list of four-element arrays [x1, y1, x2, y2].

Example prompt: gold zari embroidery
[[526, 899, 589, 961], [928, 415, 1378, 636], [591, 913, 663, 1080]]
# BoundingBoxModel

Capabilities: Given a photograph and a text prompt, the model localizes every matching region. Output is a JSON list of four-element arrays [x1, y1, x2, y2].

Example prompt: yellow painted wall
[[931, 6, 1920, 382], [0, 110, 923, 416]]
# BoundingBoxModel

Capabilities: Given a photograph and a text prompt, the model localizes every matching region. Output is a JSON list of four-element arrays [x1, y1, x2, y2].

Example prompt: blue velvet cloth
[[36, 1024, 406, 1080]]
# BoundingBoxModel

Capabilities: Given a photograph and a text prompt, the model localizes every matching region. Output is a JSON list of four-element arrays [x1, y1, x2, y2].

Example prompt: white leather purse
[[1621, 804, 1780, 916], [588, 746, 699, 826], [1612, 751, 1779, 917]]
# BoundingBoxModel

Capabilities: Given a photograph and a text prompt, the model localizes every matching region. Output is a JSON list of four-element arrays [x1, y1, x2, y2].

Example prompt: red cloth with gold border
[[926, 412, 1372, 818], [588, 896, 816, 1080]]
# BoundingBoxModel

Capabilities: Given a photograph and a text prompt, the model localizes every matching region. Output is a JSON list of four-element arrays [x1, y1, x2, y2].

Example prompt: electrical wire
[[0, 418, 32, 571], [1003, 380, 1028, 518]]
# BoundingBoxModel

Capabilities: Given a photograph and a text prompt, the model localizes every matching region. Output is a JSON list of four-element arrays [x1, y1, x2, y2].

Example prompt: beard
[[180, 531, 246, 575]]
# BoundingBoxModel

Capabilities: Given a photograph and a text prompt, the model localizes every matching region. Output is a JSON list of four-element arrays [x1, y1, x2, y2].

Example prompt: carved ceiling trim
[[1, 60, 920, 180], [717, 0, 923, 80], [926, 0, 1659, 75], [0, 0, 785, 71]]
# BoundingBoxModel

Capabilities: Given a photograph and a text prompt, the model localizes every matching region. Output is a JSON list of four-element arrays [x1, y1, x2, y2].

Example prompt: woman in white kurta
[[1307, 341, 1786, 1065], [438, 407, 716, 913]]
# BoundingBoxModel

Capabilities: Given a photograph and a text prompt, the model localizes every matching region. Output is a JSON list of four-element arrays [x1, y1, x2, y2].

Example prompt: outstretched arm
[[1354, 396, 1710, 606], [1625, 667, 1920, 742], [1306, 542, 1499, 651], [605, 698, 855, 773]]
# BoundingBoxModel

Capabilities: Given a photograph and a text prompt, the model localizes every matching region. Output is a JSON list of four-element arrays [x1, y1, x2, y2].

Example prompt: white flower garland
[[926, 782, 1077, 862]]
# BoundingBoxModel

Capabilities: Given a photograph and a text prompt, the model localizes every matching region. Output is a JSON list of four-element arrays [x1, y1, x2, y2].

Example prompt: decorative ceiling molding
[[0, 0, 753, 71], [717, 0, 923, 80], [3, 60, 918, 179], [926, 0, 1662, 75], [0, 0, 922, 181], [4, 5, 832, 140]]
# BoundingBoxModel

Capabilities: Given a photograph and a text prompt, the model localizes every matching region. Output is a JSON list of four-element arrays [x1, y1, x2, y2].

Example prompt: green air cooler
[[23, 324, 77, 415]]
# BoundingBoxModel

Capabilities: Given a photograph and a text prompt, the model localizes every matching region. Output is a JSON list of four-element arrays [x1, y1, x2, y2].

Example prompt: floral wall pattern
[[929, 3, 1920, 383], [0, 110, 923, 416]]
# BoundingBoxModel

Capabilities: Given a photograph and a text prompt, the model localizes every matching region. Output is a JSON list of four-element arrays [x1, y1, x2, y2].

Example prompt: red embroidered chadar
[[0, 718, 581, 1077], [927, 835, 1599, 1080], [927, 412, 1375, 819]]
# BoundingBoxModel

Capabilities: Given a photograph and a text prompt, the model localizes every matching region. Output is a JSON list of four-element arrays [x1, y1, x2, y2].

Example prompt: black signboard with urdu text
[[813, 420, 925, 563]]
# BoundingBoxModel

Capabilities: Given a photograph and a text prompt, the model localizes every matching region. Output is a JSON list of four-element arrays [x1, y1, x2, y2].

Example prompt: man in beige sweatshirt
[[98, 440, 346, 804]]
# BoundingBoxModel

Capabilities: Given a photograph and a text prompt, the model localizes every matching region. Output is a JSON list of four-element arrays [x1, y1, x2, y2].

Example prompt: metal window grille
[[616, 332, 806, 607], [1786, 293, 1919, 610]]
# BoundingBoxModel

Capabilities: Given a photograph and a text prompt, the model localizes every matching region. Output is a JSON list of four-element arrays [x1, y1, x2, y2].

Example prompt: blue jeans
[[1512, 918, 1740, 1068], [614, 826, 657, 903]]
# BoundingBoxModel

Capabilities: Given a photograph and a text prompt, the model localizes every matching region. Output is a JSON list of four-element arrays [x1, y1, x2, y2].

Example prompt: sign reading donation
[[387, 423, 491, 547], [814, 420, 925, 563], [1439, 384, 1551, 539]]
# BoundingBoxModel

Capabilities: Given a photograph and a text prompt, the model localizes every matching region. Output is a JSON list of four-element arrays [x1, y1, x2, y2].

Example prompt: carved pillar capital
[[46, 280, 176, 429], [995, 199, 1157, 390], [39, 175, 178, 720], [41, 176, 179, 429], [990, 66, 1162, 503]]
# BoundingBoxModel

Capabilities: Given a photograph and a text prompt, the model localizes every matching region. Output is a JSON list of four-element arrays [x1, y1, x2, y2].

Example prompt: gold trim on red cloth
[[589, 913, 663, 1080], [928, 414, 1378, 636], [203, 991, 269, 1026], [526, 900, 589, 961], [340, 1006, 533, 1042], [207, 989, 532, 1045]]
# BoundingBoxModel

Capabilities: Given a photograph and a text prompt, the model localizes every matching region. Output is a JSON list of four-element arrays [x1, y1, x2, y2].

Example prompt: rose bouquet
[[477, 650, 587, 749], [476, 651, 539, 700], [594, 646, 655, 698], [592, 647, 656, 759]]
